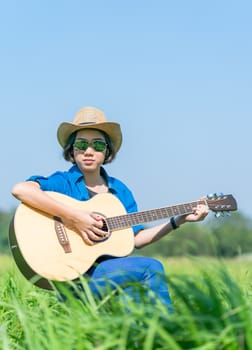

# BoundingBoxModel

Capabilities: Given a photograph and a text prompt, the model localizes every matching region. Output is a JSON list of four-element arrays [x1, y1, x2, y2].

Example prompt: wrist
[[170, 215, 186, 229], [170, 217, 179, 230], [175, 215, 187, 226]]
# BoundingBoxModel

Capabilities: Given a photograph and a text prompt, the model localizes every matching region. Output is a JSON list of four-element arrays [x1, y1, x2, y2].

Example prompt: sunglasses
[[73, 139, 107, 152]]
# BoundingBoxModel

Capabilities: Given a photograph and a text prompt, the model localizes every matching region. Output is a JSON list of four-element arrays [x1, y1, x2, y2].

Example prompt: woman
[[12, 106, 208, 309]]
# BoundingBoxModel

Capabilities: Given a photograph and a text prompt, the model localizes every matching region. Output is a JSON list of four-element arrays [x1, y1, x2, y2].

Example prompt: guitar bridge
[[53, 216, 72, 253]]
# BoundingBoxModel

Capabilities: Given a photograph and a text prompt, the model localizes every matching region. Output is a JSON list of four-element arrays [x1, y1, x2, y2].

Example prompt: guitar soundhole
[[96, 218, 110, 242], [101, 219, 108, 233], [92, 213, 111, 243]]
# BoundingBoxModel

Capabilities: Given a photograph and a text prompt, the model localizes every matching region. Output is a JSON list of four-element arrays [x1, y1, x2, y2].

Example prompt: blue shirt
[[27, 165, 144, 233]]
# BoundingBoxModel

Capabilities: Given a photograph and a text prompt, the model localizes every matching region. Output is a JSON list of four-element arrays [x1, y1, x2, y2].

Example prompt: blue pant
[[84, 256, 172, 309]]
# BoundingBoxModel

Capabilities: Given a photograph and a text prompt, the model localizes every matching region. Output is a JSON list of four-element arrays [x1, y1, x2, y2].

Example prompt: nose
[[84, 146, 95, 153]]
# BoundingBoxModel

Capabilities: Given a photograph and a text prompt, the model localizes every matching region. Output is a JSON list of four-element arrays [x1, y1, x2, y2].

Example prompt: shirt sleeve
[[27, 172, 70, 193]]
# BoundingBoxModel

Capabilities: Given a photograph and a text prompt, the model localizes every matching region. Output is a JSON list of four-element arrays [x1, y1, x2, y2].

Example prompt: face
[[73, 129, 107, 173]]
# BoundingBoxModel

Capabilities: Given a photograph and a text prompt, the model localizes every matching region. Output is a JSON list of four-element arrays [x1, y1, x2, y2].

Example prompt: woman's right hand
[[62, 209, 108, 246]]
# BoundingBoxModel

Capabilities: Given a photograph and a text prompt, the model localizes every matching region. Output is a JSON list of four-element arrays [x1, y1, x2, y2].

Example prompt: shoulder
[[26, 165, 82, 190]]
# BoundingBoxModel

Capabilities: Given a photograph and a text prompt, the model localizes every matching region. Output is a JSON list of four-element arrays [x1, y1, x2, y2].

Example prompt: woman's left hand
[[185, 200, 209, 222]]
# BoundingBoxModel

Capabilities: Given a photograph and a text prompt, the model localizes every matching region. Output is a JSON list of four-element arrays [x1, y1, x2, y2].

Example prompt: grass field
[[1, 255, 252, 349]]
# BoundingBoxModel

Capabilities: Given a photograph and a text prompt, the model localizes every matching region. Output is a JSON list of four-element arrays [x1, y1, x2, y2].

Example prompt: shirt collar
[[68, 164, 116, 192]]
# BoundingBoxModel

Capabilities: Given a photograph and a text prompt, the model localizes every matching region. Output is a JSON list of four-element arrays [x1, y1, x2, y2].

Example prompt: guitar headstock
[[206, 193, 237, 217]]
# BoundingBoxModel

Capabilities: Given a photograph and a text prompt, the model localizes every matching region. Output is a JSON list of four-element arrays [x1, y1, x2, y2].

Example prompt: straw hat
[[57, 106, 122, 153]]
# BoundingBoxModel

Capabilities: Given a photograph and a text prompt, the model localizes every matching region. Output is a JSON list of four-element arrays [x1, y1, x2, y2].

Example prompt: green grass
[[1, 256, 252, 349]]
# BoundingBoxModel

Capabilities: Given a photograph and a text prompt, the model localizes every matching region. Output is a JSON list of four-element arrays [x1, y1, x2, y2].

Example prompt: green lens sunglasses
[[73, 140, 107, 152]]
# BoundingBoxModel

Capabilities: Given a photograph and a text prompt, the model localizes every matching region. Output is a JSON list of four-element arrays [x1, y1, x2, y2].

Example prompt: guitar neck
[[107, 200, 205, 231]]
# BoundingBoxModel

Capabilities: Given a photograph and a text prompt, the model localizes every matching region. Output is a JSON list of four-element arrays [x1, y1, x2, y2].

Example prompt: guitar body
[[9, 192, 135, 290], [9, 190, 237, 290]]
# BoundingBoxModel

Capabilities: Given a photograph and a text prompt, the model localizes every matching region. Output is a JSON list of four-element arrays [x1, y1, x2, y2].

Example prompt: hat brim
[[57, 121, 122, 153]]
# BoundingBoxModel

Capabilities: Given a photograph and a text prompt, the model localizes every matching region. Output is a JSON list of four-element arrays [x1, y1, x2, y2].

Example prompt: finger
[[81, 232, 95, 246], [93, 226, 108, 238], [91, 214, 104, 227], [86, 228, 107, 242]]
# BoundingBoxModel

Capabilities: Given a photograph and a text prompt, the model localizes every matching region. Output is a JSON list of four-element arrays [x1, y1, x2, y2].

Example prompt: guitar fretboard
[[106, 200, 205, 231]]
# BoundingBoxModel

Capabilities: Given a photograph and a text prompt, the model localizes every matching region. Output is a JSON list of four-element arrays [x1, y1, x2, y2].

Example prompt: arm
[[12, 181, 106, 245], [134, 203, 209, 248]]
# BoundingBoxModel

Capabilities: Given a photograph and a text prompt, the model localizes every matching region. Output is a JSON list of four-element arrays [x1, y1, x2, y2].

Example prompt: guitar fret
[[107, 201, 199, 231]]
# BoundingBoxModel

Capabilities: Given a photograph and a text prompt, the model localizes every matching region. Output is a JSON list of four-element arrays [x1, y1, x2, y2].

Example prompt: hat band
[[78, 122, 96, 125]]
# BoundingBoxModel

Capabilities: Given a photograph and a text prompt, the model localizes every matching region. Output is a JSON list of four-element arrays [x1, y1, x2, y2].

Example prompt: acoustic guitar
[[9, 191, 237, 290]]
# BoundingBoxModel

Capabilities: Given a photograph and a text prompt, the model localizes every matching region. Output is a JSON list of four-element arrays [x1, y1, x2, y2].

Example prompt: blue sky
[[1, 1, 251, 219]]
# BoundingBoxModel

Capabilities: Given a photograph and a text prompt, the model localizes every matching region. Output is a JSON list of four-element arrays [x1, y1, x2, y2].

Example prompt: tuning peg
[[215, 211, 230, 218], [207, 193, 217, 199], [216, 192, 224, 197]]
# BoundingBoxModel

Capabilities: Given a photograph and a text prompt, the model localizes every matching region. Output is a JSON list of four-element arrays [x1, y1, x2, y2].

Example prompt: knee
[[145, 257, 165, 274]]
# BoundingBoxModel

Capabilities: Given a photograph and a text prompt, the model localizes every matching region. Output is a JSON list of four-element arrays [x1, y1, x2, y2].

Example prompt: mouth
[[83, 159, 94, 164]]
